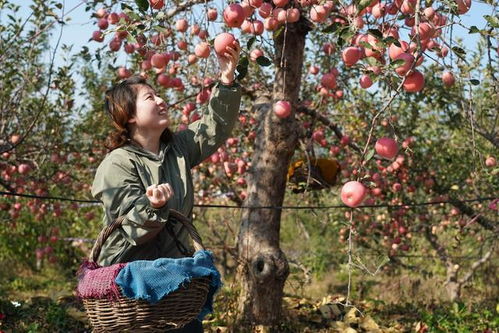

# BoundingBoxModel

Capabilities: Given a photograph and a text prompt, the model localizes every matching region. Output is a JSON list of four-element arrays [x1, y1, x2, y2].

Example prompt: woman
[[91, 43, 241, 332]]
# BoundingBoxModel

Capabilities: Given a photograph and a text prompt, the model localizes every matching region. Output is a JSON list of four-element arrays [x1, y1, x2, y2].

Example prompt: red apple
[[207, 8, 218, 21], [151, 53, 167, 68], [194, 42, 211, 58], [403, 70, 425, 92], [97, 18, 109, 30], [175, 19, 188, 32], [341, 181, 368, 207], [485, 156, 496, 167], [455, 0, 471, 14], [223, 4, 245, 28], [95, 8, 107, 18], [273, 100, 291, 118], [442, 71, 455, 87], [310, 5, 327, 22], [18, 163, 31, 175], [250, 49, 264, 62], [117, 67, 131, 79], [259, 2, 273, 17], [375, 137, 398, 159], [359, 74, 373, 89], [342, 47, 361, 66], [92, 30, 104, 42], [321, 73, 337, 90], [150, 0, 164, 9], [273, 0, 289, 7], [214, 33, 237, 56], [394, 53, 415, 76]]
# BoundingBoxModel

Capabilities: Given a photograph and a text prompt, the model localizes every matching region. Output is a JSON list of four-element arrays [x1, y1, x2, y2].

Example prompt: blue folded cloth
[[115, 250, 222, 321]]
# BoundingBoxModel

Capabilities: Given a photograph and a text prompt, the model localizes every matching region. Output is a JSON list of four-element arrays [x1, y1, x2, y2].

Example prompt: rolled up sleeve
[[175, 82, 242, 167], [92, 156, 170, 245]]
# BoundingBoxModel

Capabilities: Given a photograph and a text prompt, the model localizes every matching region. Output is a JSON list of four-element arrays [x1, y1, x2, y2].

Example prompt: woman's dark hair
[[104, 76, 173, 151]]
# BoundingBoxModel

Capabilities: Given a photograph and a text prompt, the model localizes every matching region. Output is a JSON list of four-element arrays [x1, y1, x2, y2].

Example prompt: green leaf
[[451, 46, 466, 60], [322, 22, 342, 33], [367, 71, 377, 81], [389, 58, 405, 69], [357, 0, 373, 12], [239, 56, 249, 67], [55, 3, 63, 9], [470, 79, 480, 85], [256, 56, 272, 67], [337, 36, 345, 49], [483, 15, 499, 28], [126, 34, 137, 44], [126, 11, 141, 22], [274, 26, 284, 39], [364, 56, 379, 66], [154, 25, 169, 33], [236, 64, 248, 81], [121, 3, 134, 11], [359, 41, 373, 49], [134, 0, 149, 12], [247, 36, 256, 50], [237, 56, 249, 80], [339, 27, 355, 44], [365, 149, 375, 162], [383, 36, 401, 47], [468, 26, 480, 34], [45, 10, 58, 19], [367, 29, 383, 40]]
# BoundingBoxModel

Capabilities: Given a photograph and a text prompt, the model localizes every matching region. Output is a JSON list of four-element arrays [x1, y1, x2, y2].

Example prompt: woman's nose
[[156, 96, 165, 105]]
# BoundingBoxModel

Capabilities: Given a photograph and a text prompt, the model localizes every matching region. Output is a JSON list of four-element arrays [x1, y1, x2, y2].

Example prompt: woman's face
[[128, 84, 169, 131]]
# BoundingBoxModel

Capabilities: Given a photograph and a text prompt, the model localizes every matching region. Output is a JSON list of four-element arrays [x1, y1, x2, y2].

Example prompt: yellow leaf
[[359, 315, 382, 332], [344, 307, 359, 324]]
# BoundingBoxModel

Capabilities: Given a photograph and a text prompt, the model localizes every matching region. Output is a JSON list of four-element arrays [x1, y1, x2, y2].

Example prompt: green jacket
[[91, 82, 241, 266]]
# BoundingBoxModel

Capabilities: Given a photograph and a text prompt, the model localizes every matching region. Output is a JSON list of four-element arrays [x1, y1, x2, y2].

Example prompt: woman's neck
[[130, 130, 161, 155]]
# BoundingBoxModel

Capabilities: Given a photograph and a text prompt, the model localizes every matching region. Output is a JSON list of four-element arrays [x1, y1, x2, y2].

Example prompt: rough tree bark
[[236, 20, 312, 327]]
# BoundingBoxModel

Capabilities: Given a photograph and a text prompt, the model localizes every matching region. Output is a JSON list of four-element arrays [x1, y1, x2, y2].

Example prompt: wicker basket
[[80, 209, 211, 332]]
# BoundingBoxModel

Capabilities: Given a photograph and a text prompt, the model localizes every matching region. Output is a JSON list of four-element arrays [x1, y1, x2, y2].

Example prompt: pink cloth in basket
[[77, 260, 127, 300]]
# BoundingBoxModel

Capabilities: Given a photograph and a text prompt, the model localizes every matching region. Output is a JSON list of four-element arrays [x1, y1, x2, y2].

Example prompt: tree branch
[[446, 196, 497, 232], [458, 242, 496, 286], [165, 0, 208, 18], [469, 125, 498, 148], [297, 106, 362, 152], [0, 179, 15, 193], [423, 225, 453, 268]]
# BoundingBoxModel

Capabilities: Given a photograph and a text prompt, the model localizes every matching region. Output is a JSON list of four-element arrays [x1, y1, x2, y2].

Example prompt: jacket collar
[[121, 140, 172, 162]]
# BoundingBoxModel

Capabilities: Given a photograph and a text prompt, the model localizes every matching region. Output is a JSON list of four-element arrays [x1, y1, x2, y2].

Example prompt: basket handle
[[89, 209, 205, 263]]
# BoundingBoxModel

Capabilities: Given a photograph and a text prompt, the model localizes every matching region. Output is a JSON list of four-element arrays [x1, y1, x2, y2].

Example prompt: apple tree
[[78, 0, 498, 326], [0, 0, 92, 268]]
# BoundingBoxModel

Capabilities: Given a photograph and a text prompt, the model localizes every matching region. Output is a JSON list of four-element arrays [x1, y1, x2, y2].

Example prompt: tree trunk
[[445, 264, 460, 302], [236, 19, 311, 327]]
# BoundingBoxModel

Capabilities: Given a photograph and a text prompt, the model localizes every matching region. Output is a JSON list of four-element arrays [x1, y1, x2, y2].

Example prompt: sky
[[9, 0, 496, 108]]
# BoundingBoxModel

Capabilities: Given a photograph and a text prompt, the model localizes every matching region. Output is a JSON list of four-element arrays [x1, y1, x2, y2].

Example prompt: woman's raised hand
[[146, 183, 174, 208], [217, 41, 241, 85]]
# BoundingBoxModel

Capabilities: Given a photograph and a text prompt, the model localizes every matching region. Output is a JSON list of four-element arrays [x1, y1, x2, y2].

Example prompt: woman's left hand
[[217, 41, 241, 85]]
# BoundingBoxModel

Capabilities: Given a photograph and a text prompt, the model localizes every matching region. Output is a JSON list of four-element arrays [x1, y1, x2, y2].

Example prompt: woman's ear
[[127, 116, 136, 124]]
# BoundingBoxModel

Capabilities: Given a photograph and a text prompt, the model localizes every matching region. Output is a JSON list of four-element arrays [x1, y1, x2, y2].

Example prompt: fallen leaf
[[344, 307, 359, 324], [359, 315, 381, 332]]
